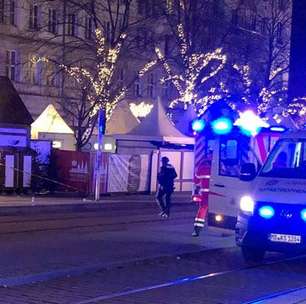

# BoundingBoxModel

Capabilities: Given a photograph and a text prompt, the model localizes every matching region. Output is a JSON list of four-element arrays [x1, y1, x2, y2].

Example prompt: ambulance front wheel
[[241, 246, 265, 263]]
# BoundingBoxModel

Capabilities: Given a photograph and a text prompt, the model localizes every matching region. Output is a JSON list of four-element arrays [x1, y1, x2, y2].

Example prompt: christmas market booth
[[0, 77, 34, 192], [31, 104, 75, 150], [107, 98, 195, 194]]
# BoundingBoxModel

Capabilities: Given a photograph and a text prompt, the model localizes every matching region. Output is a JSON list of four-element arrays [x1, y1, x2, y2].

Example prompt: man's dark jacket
[[157, 164, 177, 192]]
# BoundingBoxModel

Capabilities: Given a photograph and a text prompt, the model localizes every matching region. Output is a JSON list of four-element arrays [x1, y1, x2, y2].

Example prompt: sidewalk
[[0, 192, 192, 214]]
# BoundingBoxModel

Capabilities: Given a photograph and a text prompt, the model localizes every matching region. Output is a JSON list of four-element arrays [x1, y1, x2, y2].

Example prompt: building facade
[[0, 0, 293, 138]]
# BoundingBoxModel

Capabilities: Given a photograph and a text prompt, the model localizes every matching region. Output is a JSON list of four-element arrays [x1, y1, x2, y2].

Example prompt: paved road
[[0, 198, 305, 303]]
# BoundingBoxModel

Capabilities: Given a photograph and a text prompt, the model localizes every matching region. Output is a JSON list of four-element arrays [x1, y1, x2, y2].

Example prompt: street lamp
[[94, 109, 106, 201]]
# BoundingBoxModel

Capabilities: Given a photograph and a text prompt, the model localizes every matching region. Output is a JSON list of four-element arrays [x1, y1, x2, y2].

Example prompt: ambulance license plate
[[269, 233, 301, 244]]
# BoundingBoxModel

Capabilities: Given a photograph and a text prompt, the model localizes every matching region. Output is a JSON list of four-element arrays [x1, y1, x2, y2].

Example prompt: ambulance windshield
[[260, 139, 306, 179]]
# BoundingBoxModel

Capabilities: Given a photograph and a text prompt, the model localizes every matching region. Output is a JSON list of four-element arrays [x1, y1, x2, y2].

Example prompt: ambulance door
[[209, 137, 251, 218]]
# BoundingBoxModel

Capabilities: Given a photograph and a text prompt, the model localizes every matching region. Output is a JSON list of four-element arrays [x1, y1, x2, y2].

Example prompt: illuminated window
[[28, 54, 42, 85], [46, 61, 58, 86], [166, 0, 173, 14]]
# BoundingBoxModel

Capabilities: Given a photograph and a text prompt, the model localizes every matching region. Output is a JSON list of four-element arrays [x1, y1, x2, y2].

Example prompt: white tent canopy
[[106, 100, 140, 135], [114, 98, 194, 145], [31, 104, 74, 139]]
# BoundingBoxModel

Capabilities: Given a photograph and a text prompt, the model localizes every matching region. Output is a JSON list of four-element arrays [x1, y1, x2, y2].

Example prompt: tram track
[[71, 252, 306, 304], [0, 203, 196, 235], [0, 213, 194, 235]]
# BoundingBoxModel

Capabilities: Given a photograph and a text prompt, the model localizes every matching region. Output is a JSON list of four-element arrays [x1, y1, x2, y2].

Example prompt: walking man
[[156, 156, 177, 218]]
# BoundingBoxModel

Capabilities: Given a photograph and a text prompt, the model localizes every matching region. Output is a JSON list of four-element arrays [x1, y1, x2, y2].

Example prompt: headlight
[[240, 196, 255, 214], [301, 209, 306, 222]]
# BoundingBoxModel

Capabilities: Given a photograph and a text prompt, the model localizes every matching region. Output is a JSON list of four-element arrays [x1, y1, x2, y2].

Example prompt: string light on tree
[[130, 102, 153, 118], [155, 24, 227, 113]]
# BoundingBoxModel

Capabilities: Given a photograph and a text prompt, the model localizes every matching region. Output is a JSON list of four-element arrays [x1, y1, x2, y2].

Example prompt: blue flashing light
[[191, 119, 205, 132], [211, 117, 233, 135], [240, 125, 261, 137], [270, 126, 286, 132], [301, 209, 306, 222], [259, 206, 275, 219]]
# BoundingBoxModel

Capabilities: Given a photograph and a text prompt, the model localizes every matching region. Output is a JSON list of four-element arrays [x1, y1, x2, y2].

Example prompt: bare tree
[[26, 0, 158, 150], [223, 0, 292, 116], [153, 0, 227, 115]]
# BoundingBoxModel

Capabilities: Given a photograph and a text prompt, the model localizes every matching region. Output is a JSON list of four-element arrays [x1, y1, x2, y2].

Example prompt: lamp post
[[94, 109, 106, 201]]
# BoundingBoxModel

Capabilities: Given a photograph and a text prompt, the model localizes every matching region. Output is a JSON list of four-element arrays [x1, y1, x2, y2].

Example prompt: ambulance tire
[[241, 246, 265, 263]]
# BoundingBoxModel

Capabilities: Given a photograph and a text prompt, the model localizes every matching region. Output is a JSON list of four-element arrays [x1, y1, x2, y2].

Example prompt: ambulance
[[192, 107, 284, 229], [236, 130, 306, 261]]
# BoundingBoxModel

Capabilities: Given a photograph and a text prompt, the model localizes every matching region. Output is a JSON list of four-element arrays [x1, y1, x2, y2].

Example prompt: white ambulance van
[[235, 131, 306, 261]]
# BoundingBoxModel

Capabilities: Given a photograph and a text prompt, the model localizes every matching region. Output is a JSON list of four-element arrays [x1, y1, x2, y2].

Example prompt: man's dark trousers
[[157, 187, 173, 216]]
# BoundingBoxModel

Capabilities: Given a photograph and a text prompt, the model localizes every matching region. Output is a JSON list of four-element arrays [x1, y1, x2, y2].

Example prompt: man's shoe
[[192, 230, 199, 237], [162, 213, 169, 218], [159, 211, 165, 216]]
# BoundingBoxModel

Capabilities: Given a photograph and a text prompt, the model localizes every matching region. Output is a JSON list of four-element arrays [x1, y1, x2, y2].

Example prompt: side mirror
[[240, 163, 256, 181]]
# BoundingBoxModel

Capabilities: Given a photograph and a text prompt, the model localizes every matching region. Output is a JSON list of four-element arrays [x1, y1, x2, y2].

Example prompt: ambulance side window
[[219, 139, 240, 177]]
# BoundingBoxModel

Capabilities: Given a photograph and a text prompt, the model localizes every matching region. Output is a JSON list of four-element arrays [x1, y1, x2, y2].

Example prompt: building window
[[29, 4, 39, 30], [166, 0, 173, 14], [260, 17, 268, 34], [104, 21, 110, 41], [231, 10, 238, 26], [145, 0, 154, 17], [5, 50, 17, 81], [137, 0, 145, 15], [276, 22, 283, 43], [249, 12, 256, 31], [278, 0, 285, 11], [48, 9, 57, 34], [67, 14, 76, 36], [134, 77, 141, 97], [118, 68, 124, 87], [164, 35, 170, 56], [0, 0, 4, 24], [138, 0, 154, 16], [46, 61, 57, 86], [85, 16, 93, 40], [162, 82, 170, 98], [147, 73, 154, 98], [28, 55, 42, 85], [9, 0, 15, 25]]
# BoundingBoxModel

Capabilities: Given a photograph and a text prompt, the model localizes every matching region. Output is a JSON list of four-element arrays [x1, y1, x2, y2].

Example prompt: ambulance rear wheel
[[241, 246, 265, 263]]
